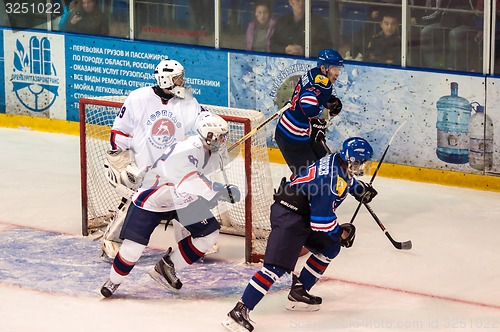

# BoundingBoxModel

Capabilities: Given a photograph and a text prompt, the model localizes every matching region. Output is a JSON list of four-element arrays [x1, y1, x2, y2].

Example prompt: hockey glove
[[212, 182, 241, 204], [326, 95, 342, 117], [352, 180, 378, 204], [309, 118, 327, 142], [339, 223, 356, 248]]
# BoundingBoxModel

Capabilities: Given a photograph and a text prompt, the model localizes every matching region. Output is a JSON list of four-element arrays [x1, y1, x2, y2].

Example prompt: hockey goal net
[[79, 96, 274, 263]]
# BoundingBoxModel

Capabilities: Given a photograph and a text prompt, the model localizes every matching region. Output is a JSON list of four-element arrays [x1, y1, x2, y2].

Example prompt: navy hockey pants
[[274, 127, 328, 176], [120, 199, 220, 246], [264, 203, 341, 272]]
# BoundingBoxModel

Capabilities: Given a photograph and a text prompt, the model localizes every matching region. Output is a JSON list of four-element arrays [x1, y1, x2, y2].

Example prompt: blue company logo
[[11, 37, 59, 112]]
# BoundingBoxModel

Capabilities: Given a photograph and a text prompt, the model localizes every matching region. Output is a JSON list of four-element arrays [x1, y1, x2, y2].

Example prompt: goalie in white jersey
[[102, 57, 211, 260], [101, 114, 240, 297]]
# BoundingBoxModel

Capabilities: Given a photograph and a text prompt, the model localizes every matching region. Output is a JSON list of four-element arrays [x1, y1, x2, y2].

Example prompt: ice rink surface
[[1, 127, 499, 332]]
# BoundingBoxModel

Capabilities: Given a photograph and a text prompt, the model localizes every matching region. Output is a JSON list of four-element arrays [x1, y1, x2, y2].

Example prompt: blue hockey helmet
[[340, 137, 373, 176], [317, 49, 344, 68]]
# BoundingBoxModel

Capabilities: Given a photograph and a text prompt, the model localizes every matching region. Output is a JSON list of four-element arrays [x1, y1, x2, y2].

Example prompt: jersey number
[[188, 155, 198, 167], [118, 106, 126, 118]]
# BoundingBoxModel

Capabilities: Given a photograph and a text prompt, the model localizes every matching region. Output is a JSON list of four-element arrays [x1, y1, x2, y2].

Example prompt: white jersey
[[110, 86, 210, 172], [131, 135, 221, 212]]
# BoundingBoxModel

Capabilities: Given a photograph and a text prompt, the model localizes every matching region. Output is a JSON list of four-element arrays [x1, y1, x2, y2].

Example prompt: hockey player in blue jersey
[[223, 137, 378, 332], [275, 49, 344, 176]]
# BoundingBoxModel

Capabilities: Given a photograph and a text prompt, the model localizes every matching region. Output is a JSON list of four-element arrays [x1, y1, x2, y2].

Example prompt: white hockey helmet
[[154, 58, 186, 98], [197, 114, 229, 152]]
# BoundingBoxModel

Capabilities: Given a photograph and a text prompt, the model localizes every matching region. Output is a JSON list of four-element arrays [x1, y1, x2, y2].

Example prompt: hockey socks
[[241, 264, 285, 310], [109, 239, 145, 284], [299, 252, 332, 290], [170, 230, 219, 270]]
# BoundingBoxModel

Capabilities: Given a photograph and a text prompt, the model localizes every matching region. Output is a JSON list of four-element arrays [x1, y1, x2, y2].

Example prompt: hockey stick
[[228, 103, 291, 153], [349, 121, 407, 224], [363, 202, 412, 250], [218, 148, 235, 203], [320, 137, 332, 154]]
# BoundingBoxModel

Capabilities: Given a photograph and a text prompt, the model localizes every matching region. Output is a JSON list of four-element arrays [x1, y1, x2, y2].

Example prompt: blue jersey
[[276, 67, 333, 143], [289, 153, 362, 233]]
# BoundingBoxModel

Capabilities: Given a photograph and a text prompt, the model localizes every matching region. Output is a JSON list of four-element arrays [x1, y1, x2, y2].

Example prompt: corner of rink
[[0, 226, 291, 299]]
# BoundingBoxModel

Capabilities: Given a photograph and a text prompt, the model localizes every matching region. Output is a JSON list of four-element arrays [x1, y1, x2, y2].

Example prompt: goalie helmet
[[340, 137, 373, 176], [317, 49, 344, 68], [197, 114, 229, 152], [154, 58, 186, 98]]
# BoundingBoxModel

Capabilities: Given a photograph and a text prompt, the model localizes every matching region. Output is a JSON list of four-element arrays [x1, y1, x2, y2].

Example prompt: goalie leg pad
[[103, 201, 130, 243], [101, 201, 130, 260]]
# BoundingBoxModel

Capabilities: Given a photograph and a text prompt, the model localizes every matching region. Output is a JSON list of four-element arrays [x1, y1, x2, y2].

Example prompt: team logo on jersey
[[314, 74, 329, 87], [151, 118, 176, 147], [10, 36, 59, 113], [335, 177, 347, 197]]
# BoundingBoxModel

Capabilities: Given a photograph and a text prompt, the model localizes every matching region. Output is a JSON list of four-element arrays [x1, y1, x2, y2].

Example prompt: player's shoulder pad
[[314, 74, 330, 87], [183, 135, 204, 151]]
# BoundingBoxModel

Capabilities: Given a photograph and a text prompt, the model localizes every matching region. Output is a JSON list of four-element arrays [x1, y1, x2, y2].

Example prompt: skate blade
[[285, 300, 320, 312], [148, 269, 181, 293], [221, 318, 252, 332]]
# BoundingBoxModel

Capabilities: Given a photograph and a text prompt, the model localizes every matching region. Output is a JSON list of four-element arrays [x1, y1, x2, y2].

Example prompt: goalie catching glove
[[352, 180, 378, 204], [309, 118, 327, 142], [104, 149, 143, 199]]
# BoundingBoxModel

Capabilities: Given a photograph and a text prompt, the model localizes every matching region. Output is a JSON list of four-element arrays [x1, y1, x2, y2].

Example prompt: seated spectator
[[366, 9, 401, 65], [109, 0, 129, 38], [58, 0, 76, 30], [477, 0, 500, 74], [270, 0, 332, 56], [414, 0, 477, 69], [370, 0, 400, 22], [409, 0, 445, 67], [447, 0, 481, 71], [60, 0, 108, 36], [339, 0, 371, 60], [246, 0, 276, 52], [189, 0, 214, 42]]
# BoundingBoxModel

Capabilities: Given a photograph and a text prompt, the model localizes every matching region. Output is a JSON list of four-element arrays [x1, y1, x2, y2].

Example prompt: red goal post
[[79, 97, 274, 263]]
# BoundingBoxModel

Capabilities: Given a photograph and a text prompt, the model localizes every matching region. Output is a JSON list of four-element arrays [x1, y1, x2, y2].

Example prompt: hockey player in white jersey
[[102, 57, 212, 260], [101, 114, 240, 297]]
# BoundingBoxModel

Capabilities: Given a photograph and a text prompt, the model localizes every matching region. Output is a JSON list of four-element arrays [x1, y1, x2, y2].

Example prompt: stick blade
[[398, 240, 413, 250], [385, 232, 412, 250]]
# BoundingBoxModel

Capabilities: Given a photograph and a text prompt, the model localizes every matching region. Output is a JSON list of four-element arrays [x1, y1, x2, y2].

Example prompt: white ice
[[0, 127, 499, 332]]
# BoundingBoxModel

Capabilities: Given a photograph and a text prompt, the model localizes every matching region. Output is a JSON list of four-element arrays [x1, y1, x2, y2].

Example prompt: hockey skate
[[100, 278, 120, 298], [286, 274, 322, 311], [222, 301, 254, 332], [148, 247, 182, 292]]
